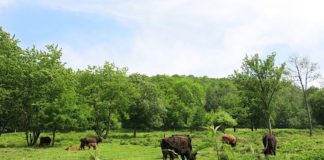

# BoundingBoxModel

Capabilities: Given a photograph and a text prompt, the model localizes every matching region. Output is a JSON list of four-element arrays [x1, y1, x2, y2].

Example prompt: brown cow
[[160, 135, 197, 160], [222, 134, 237, 147], [262, 133, 277, 156], [65, 146, 80, 151], [80, 136, 102, 150], [85, 143, 97, 150]]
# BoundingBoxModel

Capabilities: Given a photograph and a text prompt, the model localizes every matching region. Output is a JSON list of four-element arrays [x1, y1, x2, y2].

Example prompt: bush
[[207, 110, 237, 132], [119, 140, 128, 145]]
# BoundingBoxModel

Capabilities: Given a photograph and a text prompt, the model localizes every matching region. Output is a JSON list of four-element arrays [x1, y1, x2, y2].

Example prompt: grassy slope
[[0, 129, 324, 160]]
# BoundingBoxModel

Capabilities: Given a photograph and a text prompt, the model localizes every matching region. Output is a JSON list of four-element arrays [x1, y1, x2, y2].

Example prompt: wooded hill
[[1, 27, 323, 146]]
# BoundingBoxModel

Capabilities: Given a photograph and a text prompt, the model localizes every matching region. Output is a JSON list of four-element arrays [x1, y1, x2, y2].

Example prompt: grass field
[[1, 129, 324, 160]]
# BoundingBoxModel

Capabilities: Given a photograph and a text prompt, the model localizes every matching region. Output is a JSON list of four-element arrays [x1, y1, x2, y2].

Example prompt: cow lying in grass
[[160, 135, 197, 160], [65, 146, 80, 151]]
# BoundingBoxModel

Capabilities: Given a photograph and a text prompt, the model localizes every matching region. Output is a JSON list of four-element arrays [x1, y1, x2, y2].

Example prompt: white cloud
[[0, 0, 14, 8], [32, 0, 324, 79]]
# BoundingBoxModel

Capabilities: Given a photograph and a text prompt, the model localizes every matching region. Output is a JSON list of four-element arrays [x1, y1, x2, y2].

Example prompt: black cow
[[160, 135, 197, 160], [262, 133, 277, 156], [39, 136, 51, 146], [80, 136, 102, 150]]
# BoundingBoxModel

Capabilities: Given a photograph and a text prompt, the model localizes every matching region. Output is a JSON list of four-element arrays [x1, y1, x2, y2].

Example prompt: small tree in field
[[128, 74, 166, 138], [207, 110, 237, 133], [288, 55, 321, 137], [209, 125, 222, 160], [234, 53, 285, 134]]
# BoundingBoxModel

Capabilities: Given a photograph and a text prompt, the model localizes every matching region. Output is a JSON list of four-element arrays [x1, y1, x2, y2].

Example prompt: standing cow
[[160, 135, 197, 160], [80, 136, 102, 150], [39, 136, 51, 146], [222, 134, 237, 147], [262, 133, 277, 156]]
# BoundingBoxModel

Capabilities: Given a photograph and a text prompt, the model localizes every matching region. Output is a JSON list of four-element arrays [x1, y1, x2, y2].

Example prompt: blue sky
[[1, 0, 324, 85]]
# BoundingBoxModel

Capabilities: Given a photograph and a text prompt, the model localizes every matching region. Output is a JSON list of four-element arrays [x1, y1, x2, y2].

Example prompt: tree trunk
[[301, 89, 313, 137], [221, 126, 226, 133], [25, 129, 30, 146], [268, 115, 272, 134], [103, 112, 112, 139], [95, 119, 103, 138], [0, 119, 9, 137], [52, 129, 56, 147], [30, 130, 40, 146], [103, 128, 109, 139], [233, 127, 236, 132], [305, 98, 313, 137], [133, 126, 137, 138]]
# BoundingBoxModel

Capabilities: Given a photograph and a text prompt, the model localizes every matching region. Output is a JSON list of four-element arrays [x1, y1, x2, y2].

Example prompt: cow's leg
[[274, 148, 276, 156], [169, 152, 175, 160], [162, 151, 167, 160], [181, 155, 185, 160]]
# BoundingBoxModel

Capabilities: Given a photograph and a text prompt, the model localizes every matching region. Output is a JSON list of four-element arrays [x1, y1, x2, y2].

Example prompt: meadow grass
[[0, 129, 324, 160]]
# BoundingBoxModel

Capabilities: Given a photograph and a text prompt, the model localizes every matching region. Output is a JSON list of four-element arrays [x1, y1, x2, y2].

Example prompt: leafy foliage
[[233, 53, 285, 133], [207, 110, 237, 132], [1, 27, 324, 147]]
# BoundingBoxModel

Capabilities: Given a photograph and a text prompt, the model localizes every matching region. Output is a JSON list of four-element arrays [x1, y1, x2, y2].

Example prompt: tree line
[[0, 27, 323, 146]]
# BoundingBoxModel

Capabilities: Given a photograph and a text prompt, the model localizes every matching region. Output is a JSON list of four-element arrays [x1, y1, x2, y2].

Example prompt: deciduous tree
[[287, 55, 321, 136], [234, 53, 285, 134]]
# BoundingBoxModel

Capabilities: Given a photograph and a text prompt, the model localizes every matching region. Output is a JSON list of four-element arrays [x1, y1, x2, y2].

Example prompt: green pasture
[[0, 129, 324, 160]]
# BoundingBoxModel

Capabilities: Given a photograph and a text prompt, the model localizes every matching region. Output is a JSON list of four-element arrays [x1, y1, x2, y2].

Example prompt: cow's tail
[[264, 135, 269, 154]]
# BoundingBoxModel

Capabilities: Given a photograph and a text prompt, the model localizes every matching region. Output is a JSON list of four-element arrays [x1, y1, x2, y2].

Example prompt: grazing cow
[[262, 133, 277, 156], [65, 146, 80, 151], [80, 136, 102, 150], [222, 134, 237, 147], [39, 136, 51, 146], [85, 143, 97, 150], [160, 135, 197, 160]]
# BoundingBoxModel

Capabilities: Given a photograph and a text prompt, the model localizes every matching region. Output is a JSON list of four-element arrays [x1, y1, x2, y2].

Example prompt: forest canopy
[[0, 27, 323, 145]]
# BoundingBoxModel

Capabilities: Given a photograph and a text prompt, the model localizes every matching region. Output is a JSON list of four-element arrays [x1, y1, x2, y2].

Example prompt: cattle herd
[[39, 132, 277, 159], [160, 133, 277, 160], [160, 133, 276, 160]]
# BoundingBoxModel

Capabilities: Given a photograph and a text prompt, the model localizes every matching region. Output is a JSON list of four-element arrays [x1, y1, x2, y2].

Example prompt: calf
[[39, 136, 51, 146], [262, 133, 277, 156], [65, 146, 80, 151], [222, 134, 237, 147], [161, 135, 197, 160], [80, 136, 102, 150]]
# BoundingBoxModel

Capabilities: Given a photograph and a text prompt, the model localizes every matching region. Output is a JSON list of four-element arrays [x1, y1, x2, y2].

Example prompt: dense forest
[[1, 27, 324, 146]]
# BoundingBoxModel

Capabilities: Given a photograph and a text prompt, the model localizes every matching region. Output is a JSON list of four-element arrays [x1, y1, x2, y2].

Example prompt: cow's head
[[188, 151, 197, 160]]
